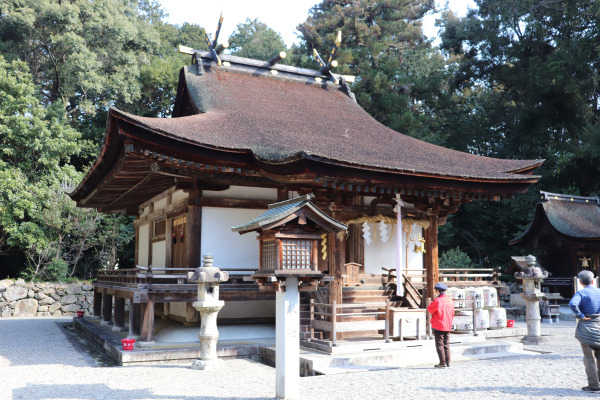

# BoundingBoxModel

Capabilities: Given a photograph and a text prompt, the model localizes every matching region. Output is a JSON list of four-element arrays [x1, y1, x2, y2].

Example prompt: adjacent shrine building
[[510, 191, 600, 296]]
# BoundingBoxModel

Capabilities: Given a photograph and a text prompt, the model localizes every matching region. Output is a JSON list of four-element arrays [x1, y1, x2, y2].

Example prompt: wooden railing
[[439, 268, 499, 285], [96, 266, 258, 289], [309, 299, 390, 346]]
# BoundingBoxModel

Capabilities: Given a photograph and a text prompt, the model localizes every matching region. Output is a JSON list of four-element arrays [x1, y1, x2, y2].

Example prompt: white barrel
[[476, 309, 490, 330], [465, 287, 483, 309], [452, 314, 474, 332], [447, 288, 466, 308], [488, 307, 507, 329], [483, 287, 498, 308]]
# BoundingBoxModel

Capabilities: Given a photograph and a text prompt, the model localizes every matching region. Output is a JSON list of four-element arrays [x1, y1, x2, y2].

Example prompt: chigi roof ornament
[[178, 12, 229, 70]]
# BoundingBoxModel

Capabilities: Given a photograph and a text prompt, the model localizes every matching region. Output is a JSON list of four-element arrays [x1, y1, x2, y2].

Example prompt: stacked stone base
[[0, 279, 94, 317]]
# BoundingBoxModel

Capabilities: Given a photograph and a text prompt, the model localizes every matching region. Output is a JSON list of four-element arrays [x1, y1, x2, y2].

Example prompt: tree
[[296, 0, 443, 137], [434, 0, 600, 267], [438, 0, 600, 191], [0, 56, 82, 251], [439, 246, 474, 269], [0, 0, 161, 145], [228, 18, 288, 62]]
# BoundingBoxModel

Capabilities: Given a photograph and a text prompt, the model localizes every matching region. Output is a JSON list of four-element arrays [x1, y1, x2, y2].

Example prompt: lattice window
[[262, 240, 276, 270], [153, 220, 166, 238], [282, 239, 312, 269]]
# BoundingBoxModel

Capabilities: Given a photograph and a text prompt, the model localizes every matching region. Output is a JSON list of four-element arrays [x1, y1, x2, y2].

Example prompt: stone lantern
[[514, 254, 548, 344], [187, 254, 229, 370], [232, 194, 347, 400]]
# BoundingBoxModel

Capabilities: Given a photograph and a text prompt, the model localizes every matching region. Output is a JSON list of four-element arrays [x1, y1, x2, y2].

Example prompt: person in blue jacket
[[570, 270, 600, 392]]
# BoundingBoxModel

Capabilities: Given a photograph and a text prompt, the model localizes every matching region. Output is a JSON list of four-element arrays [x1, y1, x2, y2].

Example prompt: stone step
[[296, 338, 527, 375]]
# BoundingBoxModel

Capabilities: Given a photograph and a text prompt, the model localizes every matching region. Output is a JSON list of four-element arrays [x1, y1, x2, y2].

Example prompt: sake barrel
[[488, 307, 507, 329], [476, 309, 490, 330], [465, 287, 483, 309], [483, 287, 498, 308], [452, 314, 474, 332], [448, 287, 466, 308]]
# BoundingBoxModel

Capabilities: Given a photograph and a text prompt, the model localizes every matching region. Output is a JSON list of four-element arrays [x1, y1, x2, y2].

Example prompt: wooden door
[[171, 216, 187, 268]]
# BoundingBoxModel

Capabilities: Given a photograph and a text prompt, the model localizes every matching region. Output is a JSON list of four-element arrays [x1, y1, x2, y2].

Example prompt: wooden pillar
[[128, 300, 141, 338], [187, 189, 202, 269], [134, 225, 139, 265], [184, 303, 200, 325], [92, 289, 102, 319], [140, 296, 155, 345], [328, 232, 346, 306], [113, 297, 126, 331], [277, 187, 288, 202], [425, 216, 439, 300], [101, 293, 113, 325], [147, 204, 154, 266]]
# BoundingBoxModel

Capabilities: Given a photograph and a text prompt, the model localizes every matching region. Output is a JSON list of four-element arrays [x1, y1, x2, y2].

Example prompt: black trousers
[[433, 329, 451, 365]]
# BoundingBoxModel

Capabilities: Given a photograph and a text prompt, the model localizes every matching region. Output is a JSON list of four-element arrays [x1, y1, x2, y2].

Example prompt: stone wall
[[0, 279, 94, 317]]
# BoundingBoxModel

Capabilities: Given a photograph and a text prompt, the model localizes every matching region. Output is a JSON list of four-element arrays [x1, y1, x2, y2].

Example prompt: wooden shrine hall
[[510, 191, 600, 297], [68, 35, 543, 346]]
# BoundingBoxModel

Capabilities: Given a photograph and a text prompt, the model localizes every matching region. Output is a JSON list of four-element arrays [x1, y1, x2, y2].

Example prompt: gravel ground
[[0, 317, 596, 400]]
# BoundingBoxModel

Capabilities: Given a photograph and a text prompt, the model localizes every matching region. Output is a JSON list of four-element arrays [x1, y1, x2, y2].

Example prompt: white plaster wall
[[152, 241, 166, 268], [170, 302, 187, 317], [154, 197, 168, 211], [138, 223, 150, 267], [203, 186, 277, 201], [405, 224, 425, 281], [363, 223, 424, 275], [201, 207, 263, 270], [172, 189, 187, 204], [140, 206, 149, 217], [219, 300, 275, 319], [169, 300, 275, 319], [363, 222, 398, 274]]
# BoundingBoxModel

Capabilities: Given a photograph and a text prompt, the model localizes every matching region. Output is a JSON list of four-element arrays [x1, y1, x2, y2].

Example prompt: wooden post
[[332, 300, 337, 346], [128, 300, 141, 338], [310, 298, 315, 340], [140, 296, 155, 345], [425, 297, 432, 338], [185, 302, 200, 325], [425, 216, 439, 300], [101, 293, 112, 325], [187, 189, 202, 269], [92, 289, 102, 319], [384, 300, 390, 343], [113, 297, 126, 331], [328, 232, 345, 305], [472, 300, 478, 336]]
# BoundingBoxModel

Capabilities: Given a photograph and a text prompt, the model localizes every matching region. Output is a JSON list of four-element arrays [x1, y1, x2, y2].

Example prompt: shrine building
[[68, 43, 543, 346]]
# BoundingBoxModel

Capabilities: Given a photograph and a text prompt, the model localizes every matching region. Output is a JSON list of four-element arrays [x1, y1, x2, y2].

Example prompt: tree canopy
[[1, 0, 599, 280], [228, 18, 289, 62]]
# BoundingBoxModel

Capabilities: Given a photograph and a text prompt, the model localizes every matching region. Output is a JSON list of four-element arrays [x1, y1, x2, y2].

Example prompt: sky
[[158, 0, 477, 47]]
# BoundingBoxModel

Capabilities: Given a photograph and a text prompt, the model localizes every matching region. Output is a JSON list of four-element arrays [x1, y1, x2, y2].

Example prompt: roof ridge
[[540, 191, 600, 205], [190, 50, 356, 100]]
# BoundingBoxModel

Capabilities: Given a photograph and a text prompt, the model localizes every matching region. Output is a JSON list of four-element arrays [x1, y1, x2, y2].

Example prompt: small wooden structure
[[510, 191, 600, 297], [232, 194, 348, 291]]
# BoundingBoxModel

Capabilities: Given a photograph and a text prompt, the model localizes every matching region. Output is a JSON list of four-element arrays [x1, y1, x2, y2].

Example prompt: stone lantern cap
[[187, 254, 229, 283], [514, 255, 548, 279]]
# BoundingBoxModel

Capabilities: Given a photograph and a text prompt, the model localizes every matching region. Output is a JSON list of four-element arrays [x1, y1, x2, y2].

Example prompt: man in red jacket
[[427, 283, 455, 368]]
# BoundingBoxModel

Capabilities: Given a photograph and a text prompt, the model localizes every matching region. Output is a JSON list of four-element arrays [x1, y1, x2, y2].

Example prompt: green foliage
[[228, 18, 289, 62], [433, 0, 600, 264], [296, 0, 439, 137], [439, 247, 474, 269]]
